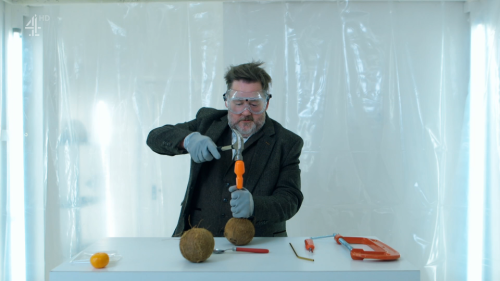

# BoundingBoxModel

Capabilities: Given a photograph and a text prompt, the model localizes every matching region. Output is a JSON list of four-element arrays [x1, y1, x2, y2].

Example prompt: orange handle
[[305, 239, 315, 252], [235, 160, 245, 189]]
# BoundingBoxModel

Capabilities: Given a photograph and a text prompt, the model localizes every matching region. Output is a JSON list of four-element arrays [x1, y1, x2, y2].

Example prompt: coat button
[[223, 198, 228, 203], [221, 214, 225, 218], [226, 183, 230, 187]]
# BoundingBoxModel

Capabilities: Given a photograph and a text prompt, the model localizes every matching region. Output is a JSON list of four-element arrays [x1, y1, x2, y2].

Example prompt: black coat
[[147, 107, 304, 237]]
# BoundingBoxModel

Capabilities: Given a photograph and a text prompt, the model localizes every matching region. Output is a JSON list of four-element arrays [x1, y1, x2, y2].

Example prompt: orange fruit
[[90, 252, 109, 269]]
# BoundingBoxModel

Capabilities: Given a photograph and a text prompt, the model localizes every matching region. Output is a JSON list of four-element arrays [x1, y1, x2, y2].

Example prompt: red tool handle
[[235, 160, 245, 189], [305, 239, 315, 252], [235, 247, 269, 253]]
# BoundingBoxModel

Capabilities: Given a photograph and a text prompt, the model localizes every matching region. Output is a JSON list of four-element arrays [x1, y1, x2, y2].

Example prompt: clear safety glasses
[[223, 89, 272, 114]]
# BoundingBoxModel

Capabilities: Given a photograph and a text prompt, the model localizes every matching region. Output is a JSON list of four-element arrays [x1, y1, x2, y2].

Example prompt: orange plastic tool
[[235, 160, 245, 189], [305, 239, 315, 252], [334, 233, 400, 261]]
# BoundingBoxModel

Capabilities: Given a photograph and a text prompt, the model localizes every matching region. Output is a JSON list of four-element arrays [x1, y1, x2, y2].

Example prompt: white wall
[[0, 1, 6, 278]]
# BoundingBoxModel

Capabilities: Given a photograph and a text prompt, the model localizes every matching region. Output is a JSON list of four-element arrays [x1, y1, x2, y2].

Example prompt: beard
[[228, 115, 265, 138]]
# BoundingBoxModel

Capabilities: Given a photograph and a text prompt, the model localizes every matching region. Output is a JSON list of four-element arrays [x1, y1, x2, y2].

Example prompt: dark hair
[[224, 61, 272, 93]]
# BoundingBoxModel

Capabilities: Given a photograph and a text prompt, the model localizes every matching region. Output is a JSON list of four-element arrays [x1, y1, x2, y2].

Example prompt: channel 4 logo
[[25, 14, 50, 37]]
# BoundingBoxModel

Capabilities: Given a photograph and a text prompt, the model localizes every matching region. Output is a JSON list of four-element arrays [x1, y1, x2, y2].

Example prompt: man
[[147, 61, 303, 237]]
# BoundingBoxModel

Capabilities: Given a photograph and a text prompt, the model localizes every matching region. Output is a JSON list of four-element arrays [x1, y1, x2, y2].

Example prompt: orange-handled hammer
[[235, 160, 245, 189], [232, 129, 245, 189]]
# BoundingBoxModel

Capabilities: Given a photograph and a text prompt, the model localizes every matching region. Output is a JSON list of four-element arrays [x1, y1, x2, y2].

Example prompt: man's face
[[227, 80, 269, 138]]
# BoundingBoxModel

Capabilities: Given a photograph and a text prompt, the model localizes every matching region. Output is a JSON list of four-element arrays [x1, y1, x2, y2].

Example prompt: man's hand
[[183, 132, 221, 163], [229, 185, 254, 218]]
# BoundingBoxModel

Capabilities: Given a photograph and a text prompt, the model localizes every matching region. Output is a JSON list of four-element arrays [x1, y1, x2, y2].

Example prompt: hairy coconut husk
[[224, 218, 255, 246], [179, 228, 215, 263]]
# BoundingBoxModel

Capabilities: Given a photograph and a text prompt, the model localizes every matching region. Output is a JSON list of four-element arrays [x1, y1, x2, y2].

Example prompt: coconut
[[179, 227, 215, 263], [224, 218, 255, 246]]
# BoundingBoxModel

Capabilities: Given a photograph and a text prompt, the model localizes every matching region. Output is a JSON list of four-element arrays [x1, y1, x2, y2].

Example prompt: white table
[[50, 237, 420, 281]]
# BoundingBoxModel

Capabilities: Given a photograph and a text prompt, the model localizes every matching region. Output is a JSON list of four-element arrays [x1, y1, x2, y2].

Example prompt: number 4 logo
[[25, 14, 41, 37]]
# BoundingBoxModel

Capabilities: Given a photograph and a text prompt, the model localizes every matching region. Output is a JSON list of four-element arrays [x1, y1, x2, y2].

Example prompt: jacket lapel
[[244, 114, 276, 193], [205, 114, 229, 145]]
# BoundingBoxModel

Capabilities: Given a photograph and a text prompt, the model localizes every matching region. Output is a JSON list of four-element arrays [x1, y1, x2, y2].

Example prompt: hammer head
[[232, 129, 244, 161]]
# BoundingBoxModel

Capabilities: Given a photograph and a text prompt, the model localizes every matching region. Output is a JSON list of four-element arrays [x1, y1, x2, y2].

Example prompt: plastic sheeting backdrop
[[3, 1, 500, 281]]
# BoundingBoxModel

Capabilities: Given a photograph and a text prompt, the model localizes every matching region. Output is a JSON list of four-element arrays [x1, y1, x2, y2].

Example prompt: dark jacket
[[147, 107, 303, 237]]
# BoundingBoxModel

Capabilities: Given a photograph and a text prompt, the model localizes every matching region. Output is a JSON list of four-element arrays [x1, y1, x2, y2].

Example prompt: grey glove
[[229, 185, 254, 218], [184, 132, 221, 163]]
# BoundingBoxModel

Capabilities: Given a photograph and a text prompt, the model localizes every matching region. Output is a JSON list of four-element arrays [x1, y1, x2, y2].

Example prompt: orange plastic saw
[[334, 233, 400, 261]]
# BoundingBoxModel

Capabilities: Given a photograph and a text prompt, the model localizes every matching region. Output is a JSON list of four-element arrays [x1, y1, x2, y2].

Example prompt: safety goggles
[[223, 89, 272, 114]]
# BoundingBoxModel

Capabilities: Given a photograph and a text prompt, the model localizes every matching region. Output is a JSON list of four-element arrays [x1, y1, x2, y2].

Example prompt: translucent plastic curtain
[[2, 1, 487, 281], [41, 3, 225, 278], [224, 2, 470, 280]]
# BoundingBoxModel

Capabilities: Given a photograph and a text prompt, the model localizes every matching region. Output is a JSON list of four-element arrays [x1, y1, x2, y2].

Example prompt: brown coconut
[[179, 228, 215, 263], [224, 218, 255, 246]]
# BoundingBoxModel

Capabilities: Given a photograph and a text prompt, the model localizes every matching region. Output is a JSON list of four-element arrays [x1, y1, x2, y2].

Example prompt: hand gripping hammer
[[217, 129, 245, 189]]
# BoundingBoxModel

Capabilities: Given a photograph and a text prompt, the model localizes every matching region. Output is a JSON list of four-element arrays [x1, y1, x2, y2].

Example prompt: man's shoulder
[[268, 116, 303, 144], [196, 107, 227, 120]]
